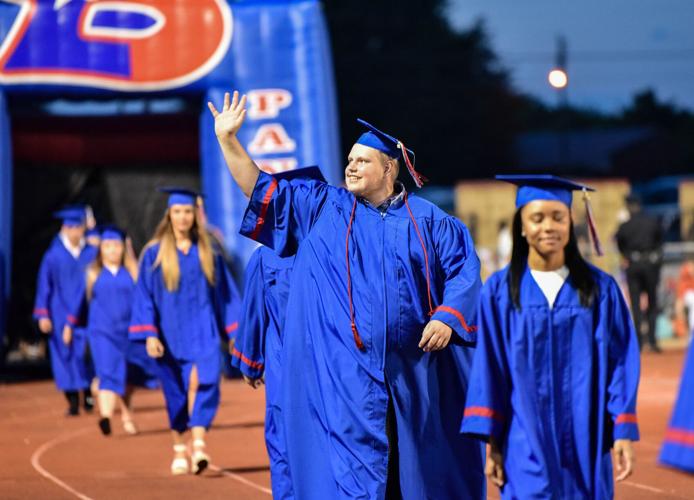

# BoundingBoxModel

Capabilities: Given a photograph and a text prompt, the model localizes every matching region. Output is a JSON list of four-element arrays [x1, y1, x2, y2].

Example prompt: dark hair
[[508, 209, 597, 308]]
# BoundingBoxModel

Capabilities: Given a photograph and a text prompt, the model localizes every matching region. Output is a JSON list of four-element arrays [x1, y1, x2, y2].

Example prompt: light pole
[[548, 36, 569, 166]]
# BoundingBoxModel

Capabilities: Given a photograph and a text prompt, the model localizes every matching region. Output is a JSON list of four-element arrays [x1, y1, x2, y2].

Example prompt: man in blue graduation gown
[[232, 245, 296, 499], [34, 206, 98, 415], [209, 92, 485, 499]]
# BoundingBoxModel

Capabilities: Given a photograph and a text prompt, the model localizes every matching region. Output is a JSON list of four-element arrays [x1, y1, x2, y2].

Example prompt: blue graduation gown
[[33, 236, 97, 391], [67, 267, 158, 395], [659, 335, 694, 473], [461, 266, 641, 499], [240, 172, 485, 500], [232, 246, 295, 499], [129, 243, 241, 384]]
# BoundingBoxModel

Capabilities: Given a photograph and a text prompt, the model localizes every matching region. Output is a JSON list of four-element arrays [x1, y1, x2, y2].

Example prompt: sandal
[[171, 444, 189, 475], [122, 420, 138, 436], [191, 439, 210, 475]]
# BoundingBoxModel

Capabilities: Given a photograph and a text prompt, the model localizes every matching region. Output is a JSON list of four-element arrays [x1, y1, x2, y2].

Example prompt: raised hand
[[208, 91, 247, 140]]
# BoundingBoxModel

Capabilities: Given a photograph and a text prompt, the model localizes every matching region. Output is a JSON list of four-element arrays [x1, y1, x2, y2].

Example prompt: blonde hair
[[86, 240, 138, 301], [145, 208, 216, 292], [379, 152, 400, 181]]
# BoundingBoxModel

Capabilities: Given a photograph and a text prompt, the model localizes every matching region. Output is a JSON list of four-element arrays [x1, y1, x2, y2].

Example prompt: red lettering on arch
[[248, 124, 296, 155]]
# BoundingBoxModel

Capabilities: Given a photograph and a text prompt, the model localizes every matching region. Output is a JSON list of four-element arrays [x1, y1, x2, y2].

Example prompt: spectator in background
[[616, 193, 664, 353], [675, 260, 694, 336], [496, 220, 512, 269]]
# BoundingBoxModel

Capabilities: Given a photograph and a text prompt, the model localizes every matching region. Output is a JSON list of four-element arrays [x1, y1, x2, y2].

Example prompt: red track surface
[[1, 349, 692, 499]]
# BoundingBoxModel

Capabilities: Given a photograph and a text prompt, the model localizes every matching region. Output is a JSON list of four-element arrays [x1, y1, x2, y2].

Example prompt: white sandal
[[171, 444, 189, 475], [191, 439, 210, 475], [122, 420, 138, 436]]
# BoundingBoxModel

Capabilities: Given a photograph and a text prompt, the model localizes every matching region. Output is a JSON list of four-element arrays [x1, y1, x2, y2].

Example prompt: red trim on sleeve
[[664, 428, 694, 447], [231, 347, 264, 371], [33, 308, 49, 316], [464, 406, 504, 422], [67, 314, 79, 326], [250, 178, 279, 240], [128, 324, 158, 334], [433, 305, 477, 333], [615, 413, 638, 425], [225, 322, 239, 334]]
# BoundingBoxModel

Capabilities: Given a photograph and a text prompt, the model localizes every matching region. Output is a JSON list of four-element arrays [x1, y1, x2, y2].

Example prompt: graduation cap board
[[496, 174, 603, 256], [100, 225, 125, 242], [355, 118, 428, 188], [158, 187, 199, 207], [53, 205, 86, 227]]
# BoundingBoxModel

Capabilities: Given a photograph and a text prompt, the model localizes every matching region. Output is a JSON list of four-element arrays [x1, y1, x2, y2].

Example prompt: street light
[[548, 68, 568, 89], [550, 36, 569, 166]]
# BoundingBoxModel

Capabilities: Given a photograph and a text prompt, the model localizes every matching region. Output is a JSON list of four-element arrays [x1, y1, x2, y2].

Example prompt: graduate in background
[[210, 92, 485, 499], [232, 245, 295, 499], [232, 168, 323, 499], [34, 206, 98, 416], [659, 331, 694, 473], [461, 175, 640, 499], [63, 226, 158, 436], [129, 188, 241, 476], [85, 206, 100, 248]]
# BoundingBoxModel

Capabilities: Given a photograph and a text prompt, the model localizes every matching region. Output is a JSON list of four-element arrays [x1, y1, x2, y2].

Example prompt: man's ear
[[384, 158, 394, 176]]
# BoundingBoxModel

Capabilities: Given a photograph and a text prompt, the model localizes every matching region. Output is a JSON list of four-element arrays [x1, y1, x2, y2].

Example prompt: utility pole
[[548, 35, 569, 166]]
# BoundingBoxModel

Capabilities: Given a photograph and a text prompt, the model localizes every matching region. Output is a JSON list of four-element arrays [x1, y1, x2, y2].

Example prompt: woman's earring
[[521, 231, 526, 237]]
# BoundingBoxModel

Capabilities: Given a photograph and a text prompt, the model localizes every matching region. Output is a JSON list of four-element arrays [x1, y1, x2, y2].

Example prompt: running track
[[1, 349, 692, 499]]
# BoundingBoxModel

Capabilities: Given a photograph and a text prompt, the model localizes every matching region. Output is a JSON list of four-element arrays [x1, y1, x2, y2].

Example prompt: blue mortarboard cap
[[273, 165, 326, 183], [53, 205, 86, 226], [86, 227, 100, 237], [158, 187, 199, 207], [355, 119, 427, 187], [356, 118, 412, 160], [495, 174, 595, 208], [100, 224, 125, 242]]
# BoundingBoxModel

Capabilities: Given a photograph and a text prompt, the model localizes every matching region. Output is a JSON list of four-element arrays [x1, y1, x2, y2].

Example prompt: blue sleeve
[[460, 280, 511, 443], [33, 251, 53, 320], [65, 273, 88, 328], [239, 171, 329, 256], [606, 278, 641, 441], [213, 252, 242, 341], [431, 217, 482, 344], [231, 250, 267, 379], [128, 249, 159, 340]]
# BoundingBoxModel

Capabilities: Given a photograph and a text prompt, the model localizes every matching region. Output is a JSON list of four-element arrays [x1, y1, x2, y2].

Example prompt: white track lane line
[[29, 392, 272, 498], [30, 427, 95, 500], [208, 464, 272, 495], [622, 480, 666, 494]]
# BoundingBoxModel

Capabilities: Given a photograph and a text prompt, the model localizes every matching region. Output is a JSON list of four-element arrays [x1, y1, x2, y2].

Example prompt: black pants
[[626, 263, 660, 349], [385, 384, 402, 500]]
